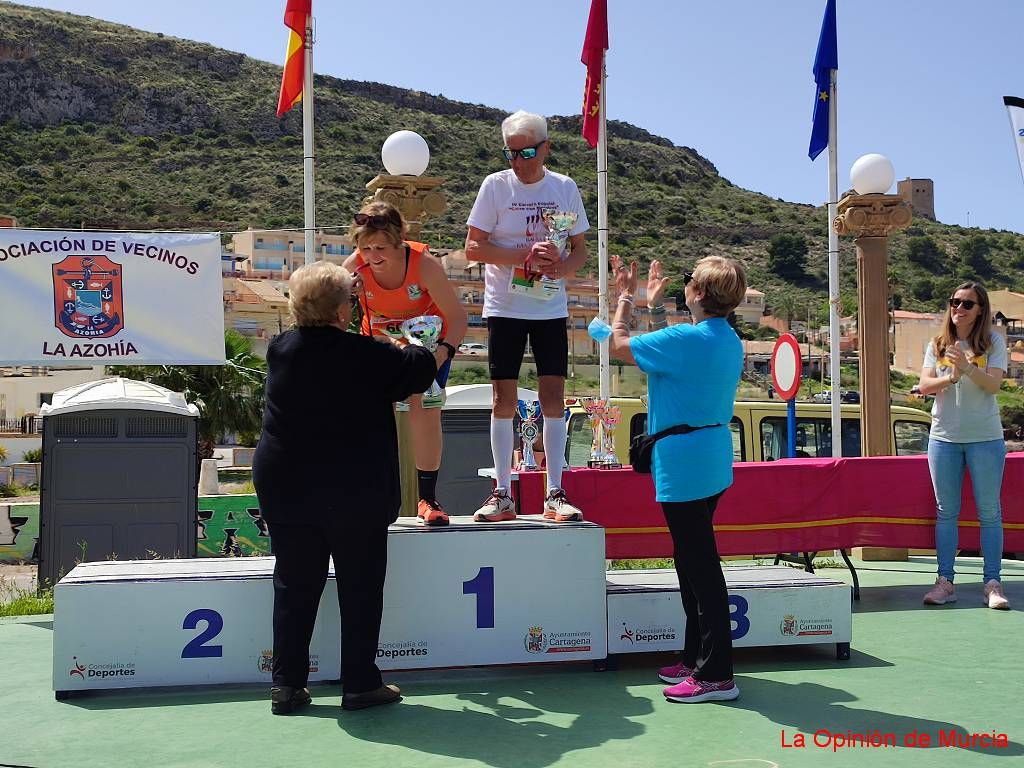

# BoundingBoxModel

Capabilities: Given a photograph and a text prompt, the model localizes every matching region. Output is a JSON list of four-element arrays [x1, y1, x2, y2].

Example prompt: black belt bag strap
[[629, 422, 722, 474]]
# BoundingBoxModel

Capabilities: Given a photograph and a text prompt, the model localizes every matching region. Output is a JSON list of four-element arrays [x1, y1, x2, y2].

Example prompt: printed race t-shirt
[[467, 168, 589, 320]]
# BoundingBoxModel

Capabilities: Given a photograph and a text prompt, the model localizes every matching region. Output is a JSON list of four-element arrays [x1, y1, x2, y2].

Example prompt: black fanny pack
[[629, 422, 722, 474]]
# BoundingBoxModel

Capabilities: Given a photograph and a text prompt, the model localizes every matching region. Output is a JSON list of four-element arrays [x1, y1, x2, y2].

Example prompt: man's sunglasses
[[949, 298, 978, 311], [502, 141, 546, 161], [683, 271, 694, 286], [353, 212, 400, 228]]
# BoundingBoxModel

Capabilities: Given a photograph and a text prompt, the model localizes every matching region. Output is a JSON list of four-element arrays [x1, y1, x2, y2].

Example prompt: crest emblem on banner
[[52, 255, 124, 339], [524, 626, 547, 654]]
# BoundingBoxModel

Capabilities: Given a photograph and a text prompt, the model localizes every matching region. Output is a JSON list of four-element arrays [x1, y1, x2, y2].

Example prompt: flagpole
[[598, 61, 610, 401], [827, 66, 841, 457], [302, 13, 316, 265]]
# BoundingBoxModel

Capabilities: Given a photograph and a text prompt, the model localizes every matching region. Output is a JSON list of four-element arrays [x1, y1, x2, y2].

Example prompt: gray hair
[[501, 110, 548, 144], [288, 261, 353, 327]]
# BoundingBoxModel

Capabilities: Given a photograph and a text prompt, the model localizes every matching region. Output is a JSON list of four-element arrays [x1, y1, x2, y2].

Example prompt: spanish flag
[[581, 0, 607, 148], [276, 0, 311, 117]]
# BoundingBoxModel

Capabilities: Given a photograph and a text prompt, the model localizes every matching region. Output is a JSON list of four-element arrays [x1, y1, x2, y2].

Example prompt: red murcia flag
[[52, 255, 124, 339], [581, 0, 608, 148], [276, 0, 311, 117]]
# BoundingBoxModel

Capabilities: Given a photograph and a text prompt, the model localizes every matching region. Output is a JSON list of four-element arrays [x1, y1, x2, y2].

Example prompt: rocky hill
[[2, 2, 1023, 320]]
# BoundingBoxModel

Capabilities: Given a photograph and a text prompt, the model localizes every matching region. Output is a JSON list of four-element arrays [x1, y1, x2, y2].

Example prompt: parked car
[[839, 390, 860, 403], [458, 342, 488, 355]]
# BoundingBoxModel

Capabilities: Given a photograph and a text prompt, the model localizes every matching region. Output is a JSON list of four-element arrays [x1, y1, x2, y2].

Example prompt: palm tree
[[770, 292, 798, 325], [109, 330, 266, 458]]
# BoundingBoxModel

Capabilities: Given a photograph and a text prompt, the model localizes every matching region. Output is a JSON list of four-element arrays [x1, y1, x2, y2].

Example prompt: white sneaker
[[983, 579, 1010, 610], [543, 488, 583, 522], [473, 489, 516, 522]]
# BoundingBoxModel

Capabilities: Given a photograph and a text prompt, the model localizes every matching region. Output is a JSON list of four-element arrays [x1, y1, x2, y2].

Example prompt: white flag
[[1005, 96, 1024, 185]]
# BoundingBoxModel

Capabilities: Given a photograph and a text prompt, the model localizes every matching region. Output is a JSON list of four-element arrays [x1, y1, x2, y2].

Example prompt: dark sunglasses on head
[[502, 141, 546, 161], [353, 211, 400, 228], [683, 271, 694, 286], [949, 298, 978, 310]]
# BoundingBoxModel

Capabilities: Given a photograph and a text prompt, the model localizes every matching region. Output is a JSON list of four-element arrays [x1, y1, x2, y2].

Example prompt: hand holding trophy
[[401, 315, 445, 408], [511, 209, 577, 301]]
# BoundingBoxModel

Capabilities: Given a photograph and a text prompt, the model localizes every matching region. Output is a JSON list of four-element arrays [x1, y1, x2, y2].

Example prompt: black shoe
[[271, 685, 312, 715], [341, 684, 402, 711]]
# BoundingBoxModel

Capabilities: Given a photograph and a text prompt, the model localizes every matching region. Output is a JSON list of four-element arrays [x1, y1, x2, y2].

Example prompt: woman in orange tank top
[[343, 202, 468, 526]]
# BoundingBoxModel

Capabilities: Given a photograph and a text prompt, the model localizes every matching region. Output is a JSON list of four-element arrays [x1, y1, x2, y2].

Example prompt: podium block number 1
[[462, 567, 495, 629]]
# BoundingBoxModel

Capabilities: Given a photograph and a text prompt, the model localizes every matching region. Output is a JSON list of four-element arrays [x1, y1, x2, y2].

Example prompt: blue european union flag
[[809, 0, 837, 160]]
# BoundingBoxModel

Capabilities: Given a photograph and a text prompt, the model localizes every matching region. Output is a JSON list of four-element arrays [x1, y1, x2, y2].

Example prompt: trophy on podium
[[600, 404, 621, 466], [516, 399, 541, 470], [401, 315, 445, 408], [582, 398, 622, 468]]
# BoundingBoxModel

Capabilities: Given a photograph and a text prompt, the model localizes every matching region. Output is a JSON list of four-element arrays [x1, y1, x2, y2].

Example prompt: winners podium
[[53, 518, 852, 698], [53, 517, 608, 696]]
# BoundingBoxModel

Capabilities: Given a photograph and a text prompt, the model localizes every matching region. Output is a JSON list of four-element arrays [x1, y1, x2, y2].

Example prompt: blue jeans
[[927, 437, 1006, 583]]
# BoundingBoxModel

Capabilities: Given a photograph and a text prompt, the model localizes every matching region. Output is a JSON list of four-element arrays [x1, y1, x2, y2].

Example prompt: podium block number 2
[[462, 567, 495, 629], [181, 608, 224, 658]]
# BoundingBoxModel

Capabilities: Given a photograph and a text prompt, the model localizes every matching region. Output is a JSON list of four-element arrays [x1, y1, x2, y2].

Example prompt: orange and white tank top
[[355, 241, 448, 341]]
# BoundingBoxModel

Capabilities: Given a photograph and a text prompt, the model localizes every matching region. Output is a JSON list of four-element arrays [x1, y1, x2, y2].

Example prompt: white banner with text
[[0, 229, 225, 364]]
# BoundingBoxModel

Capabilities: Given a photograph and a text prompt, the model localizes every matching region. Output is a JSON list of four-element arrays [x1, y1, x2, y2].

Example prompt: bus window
[[761, 417, 824, 459], [630, 413, 647, 441], [818, 418, 862, 457], [730, 418, 745, 462], [895, 420, 930, 455]]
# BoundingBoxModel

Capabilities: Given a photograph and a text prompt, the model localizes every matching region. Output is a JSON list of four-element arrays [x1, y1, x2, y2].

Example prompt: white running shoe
[[473, 489, 516, 522], [543, 488, 583, 522]]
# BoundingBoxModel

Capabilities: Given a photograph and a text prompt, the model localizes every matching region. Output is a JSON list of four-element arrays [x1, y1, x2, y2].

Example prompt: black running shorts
[[486, 316, 569, 380]]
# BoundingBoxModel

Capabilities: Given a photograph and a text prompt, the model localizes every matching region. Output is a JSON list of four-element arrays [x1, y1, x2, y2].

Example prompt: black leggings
[[662, 492, 733, 681]]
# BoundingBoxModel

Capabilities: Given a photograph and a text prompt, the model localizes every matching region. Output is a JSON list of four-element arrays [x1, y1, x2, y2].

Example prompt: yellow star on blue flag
[[809, 0, 837, 160]]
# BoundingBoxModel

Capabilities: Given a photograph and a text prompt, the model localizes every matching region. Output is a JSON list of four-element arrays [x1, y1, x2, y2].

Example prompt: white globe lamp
[[850, 153, 895, 195], [381, 130, 430, 176]]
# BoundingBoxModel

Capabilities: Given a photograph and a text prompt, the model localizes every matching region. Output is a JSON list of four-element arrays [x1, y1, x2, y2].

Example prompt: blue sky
[[13, 0, 1024, 234]]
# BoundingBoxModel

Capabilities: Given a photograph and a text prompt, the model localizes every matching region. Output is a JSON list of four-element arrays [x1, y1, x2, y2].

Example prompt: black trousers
[[267, 518, 388, 695], [662, 492, 733, 681]]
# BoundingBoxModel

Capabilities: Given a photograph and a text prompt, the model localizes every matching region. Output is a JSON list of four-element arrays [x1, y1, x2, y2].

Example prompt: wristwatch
[[438, 341, 457, 360]]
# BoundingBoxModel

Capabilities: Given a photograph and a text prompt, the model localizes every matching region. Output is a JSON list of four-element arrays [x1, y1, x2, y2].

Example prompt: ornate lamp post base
[[365, 174, 447, 241]]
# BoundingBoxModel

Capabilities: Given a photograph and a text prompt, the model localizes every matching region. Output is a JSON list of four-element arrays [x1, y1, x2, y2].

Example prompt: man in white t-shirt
[[465, 110, 590, 523]]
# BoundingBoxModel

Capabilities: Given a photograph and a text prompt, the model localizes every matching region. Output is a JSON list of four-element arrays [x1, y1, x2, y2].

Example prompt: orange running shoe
[[417, 499, 449, 526]]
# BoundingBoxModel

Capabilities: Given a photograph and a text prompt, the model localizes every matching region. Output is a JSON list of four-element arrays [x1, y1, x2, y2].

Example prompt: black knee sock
[[417, 469, 439, 503]]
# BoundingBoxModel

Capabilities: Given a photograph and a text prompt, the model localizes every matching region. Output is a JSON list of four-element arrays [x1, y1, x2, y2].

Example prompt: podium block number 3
[[462, 567, 495, 629], [181, 608, 224, 658]]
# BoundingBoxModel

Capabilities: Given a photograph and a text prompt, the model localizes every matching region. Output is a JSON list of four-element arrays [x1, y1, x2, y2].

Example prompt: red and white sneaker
[[543, 488, 583, 522], [473, 489, 516, 522], [417, 499, 449, 527], [658, 660, 696, 685], [664, 677, 740, 704]]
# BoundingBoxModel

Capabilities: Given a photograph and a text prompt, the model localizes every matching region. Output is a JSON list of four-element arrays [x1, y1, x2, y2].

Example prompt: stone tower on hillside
[[897, 178, 935, 221]]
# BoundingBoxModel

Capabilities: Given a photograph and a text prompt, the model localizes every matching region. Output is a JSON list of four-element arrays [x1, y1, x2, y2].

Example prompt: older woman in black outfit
[[253, 261, 439, 714]]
